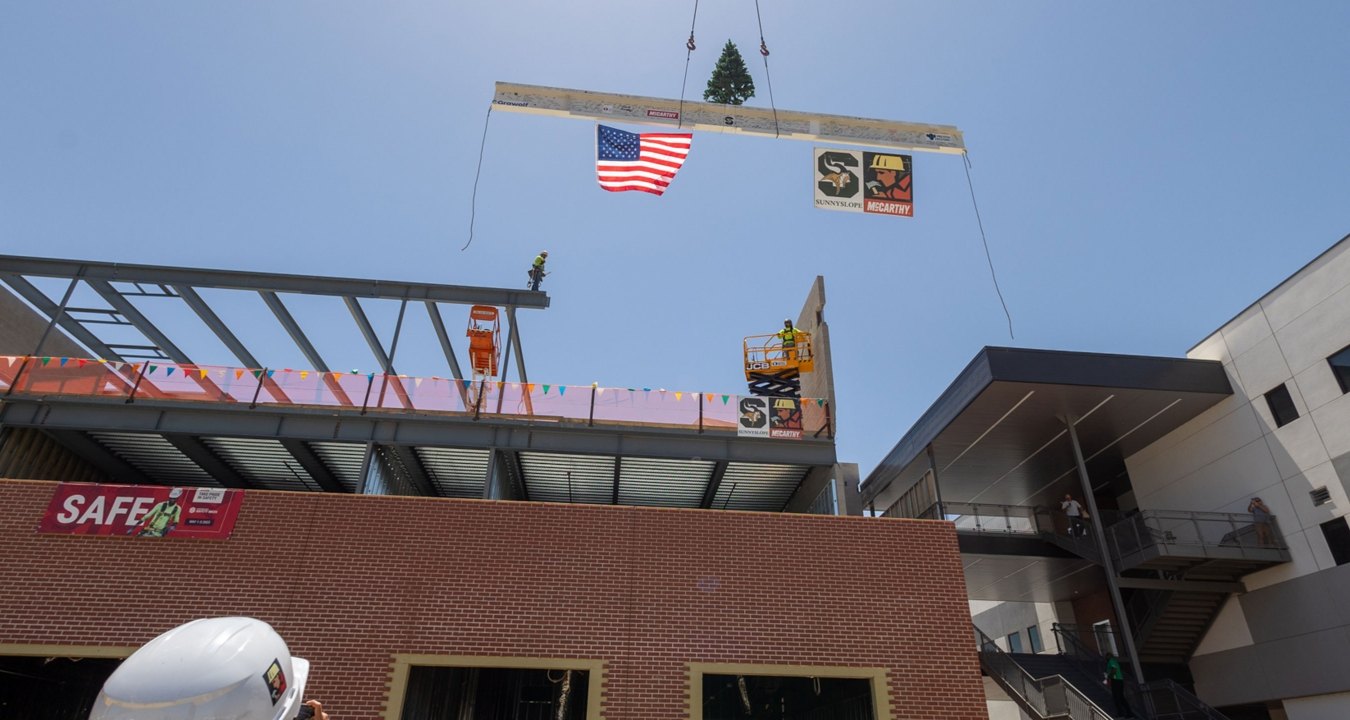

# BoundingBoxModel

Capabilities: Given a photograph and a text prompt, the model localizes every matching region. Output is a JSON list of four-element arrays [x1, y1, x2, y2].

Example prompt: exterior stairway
[[976, 626, 1116, 720], [1006, 653, 1121, 718]]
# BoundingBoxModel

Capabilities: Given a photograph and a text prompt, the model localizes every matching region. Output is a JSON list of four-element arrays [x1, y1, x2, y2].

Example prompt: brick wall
[[0, 479, 985, 720]]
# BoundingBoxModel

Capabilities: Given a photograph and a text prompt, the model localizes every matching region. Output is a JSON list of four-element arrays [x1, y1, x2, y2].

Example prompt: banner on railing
[[38, 482, 244, 540], [737, 396, 803, 439]]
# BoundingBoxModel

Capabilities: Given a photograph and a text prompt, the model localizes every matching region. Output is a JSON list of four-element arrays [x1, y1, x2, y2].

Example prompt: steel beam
[[492, 81, 966, 154], [700, 461, 730, 508], [259, 291, 354, 407], [502, 449, 529, 502], [279, 439, 347, 494], [425, 302, 469, 409], [0, 396, 839, 467], [1, 274, 124, 361], [387, 444, 437, 497], [0, 255, 550, 308], [87, 280, 192, 363], [1116, 577, 1245, 594], [611, 456, 622, 505], [176, 285, 291, 403], [41, 429, 154, 485], [162, 433, 251, 489], [506, 306, 528, 384], [345, 297, 412, 411]]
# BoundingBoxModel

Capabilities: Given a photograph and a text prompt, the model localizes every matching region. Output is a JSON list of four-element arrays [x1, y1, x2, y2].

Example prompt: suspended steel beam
[[492, 81, 966, 154], [0, 255, 550, 308]]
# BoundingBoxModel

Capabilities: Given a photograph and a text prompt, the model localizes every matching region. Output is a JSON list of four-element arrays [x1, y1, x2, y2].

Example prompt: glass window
[[1265, 384, 1300, 428], [1329, 345, 1350, 394], [702, 673, 875, 719], [1006, 631, 1023, 653], [1027, 625, 1044, 654], [1321, 517, 1350, 567]]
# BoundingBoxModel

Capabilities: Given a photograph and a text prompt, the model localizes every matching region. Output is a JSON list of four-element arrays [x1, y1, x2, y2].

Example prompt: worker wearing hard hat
[[130, 488, 184, 538], [865, 154, 912, 201], [777, 319, 802, 361], [529, 250, 549, 291], [88, 616, 329, 720]]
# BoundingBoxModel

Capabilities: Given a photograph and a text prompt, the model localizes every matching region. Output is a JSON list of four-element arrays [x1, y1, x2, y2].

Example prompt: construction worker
[[777, 319, 802, 361], [131, 487, 183, 537], [88, 616, 329, 720], [528, 250, 548, 291]]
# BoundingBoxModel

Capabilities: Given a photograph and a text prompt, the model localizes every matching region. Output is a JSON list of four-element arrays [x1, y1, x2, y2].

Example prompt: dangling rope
[[753, 0, 780, 138], [460, 105, 494, 251], [677, 0, 700, 129], [963, 152, 1015, 339]]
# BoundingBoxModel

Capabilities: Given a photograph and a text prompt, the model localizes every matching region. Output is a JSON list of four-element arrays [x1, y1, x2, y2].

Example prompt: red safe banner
[[38, 483, 244, 539]]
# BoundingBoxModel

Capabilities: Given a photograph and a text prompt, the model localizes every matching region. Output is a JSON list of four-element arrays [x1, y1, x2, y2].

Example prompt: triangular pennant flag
[[283, 368, 292, 373], [77, 359, 88, 367], [268, 370, 276, 378], [59, 357, 68, 366], [543, 384, 551, 394], [98, 358, 108, 364], [413, 377, 422, 388], [817, 398, 825, 407], [235, 370, 244, 380], [704, 393, 713, 403], [643, 387, 651, 392], [41, 357, 51, 366], [722, 395, 730, 404], [596, 386, 604, 396], [558, 385, 567, 396], [300, 371, 308, 380], [200, 369, 208, 379], [524, 383, 535, 394], [148, 365, 159, 374], [675, 391, 683, 401], [166, 367, 175, 376], [366, 372, 374, 380], [251, 369, 262, 378], [463, 380, 473, 390]]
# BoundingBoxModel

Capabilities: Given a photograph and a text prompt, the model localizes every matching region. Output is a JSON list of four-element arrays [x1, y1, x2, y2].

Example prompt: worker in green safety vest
[[528, 251, 548, 291], [134, 488, 184, 538], [777, 319, 802, 361]]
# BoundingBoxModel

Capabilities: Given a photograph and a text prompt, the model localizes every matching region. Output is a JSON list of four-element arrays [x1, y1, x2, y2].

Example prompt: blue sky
[[3, 2, 1348, 478]]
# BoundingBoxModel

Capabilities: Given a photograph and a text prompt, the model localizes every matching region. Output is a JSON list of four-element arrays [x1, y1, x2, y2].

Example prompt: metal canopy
[[0, 254, 547, 389], [861, 347, 1233, 513]]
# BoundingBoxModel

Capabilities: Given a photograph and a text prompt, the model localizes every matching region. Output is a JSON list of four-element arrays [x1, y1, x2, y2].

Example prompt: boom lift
[[466, 305, 501, 407], [742, 330, 813, 398]]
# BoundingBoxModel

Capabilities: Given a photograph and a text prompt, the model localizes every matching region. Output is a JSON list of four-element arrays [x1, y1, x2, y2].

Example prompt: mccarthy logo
[[647, 109, 679, 119]]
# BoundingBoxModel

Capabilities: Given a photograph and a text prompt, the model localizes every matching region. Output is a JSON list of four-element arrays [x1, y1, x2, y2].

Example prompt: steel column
[[700, 461, 729, 508], [1064, 415, 1145, 681]]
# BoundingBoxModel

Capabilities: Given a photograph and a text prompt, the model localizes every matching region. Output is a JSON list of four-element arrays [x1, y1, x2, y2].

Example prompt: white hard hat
[[89, 617, 310, 720], [168, 488, 184, 500]]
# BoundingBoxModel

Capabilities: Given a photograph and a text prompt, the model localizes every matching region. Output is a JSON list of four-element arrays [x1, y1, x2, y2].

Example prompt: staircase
[[976, 626, 1115, 720], [1127, 590, 1228, 664], [1007, 653, 1119, 717]]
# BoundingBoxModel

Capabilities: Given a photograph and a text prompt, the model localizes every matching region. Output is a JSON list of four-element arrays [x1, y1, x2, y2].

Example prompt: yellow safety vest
[[778, 328, 799, 346]]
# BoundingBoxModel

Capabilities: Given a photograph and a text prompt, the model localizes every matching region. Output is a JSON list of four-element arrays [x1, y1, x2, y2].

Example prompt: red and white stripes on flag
[[595, 124, 693, 196]]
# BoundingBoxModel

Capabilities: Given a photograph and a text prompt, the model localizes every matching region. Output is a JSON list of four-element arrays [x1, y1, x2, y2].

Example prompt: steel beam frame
[[41, 429, 155, 486], [387, 444, 437, 497], [162, 433, 251, 489], [0, 255, 550, 308], [279, 439, 347, 494], [700, 461, 730, 508]]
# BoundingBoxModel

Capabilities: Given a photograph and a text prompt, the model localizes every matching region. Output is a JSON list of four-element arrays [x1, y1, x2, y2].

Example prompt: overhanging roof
[[862, 347, 1232, 512]]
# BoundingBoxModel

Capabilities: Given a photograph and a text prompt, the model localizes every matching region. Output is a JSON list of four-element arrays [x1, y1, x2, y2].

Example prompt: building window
[[1006, 631, 1024, 653], [1311, 487, 1332, 507], [1329, 345, 1350, 394], [1026, 625, 1044, 654], [699, 671, 879, 719], [1264, 384, 1300, 428], [1320, 517, 1350, 566]]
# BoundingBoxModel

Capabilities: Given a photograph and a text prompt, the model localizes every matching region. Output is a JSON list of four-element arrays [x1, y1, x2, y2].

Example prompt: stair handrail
[[1050, 624, 1233, 720], [975, 625, 1113, 720]]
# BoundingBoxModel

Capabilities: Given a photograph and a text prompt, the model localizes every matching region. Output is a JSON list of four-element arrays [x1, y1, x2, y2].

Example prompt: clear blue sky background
[[3, 2, 1348, 480]]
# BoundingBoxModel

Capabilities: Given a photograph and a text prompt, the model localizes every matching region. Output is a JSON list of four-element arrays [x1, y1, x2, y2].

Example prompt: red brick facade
[[0, 478, 985, 720]]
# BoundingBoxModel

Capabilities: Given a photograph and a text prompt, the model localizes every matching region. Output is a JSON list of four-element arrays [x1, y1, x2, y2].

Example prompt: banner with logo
[[736, 396, 804, 439], [737, 396, 771, 437], [813, 147, 913, 217], [38, 483, 245, 539]]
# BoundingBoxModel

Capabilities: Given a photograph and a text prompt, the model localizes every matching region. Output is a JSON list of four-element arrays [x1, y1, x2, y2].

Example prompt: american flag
[[595, 124, 693, 195]]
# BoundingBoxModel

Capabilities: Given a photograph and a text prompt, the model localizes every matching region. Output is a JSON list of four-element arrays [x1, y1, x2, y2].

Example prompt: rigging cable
[[963, 152, 1015, 339], [677, 0, 700, 129], [460, 105, 494, 251], [753, 0, 780, 137]]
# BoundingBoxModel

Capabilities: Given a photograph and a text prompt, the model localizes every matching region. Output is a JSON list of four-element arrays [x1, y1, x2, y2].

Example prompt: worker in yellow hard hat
[[777, 319, 801, 362], [528, 250, 549, 291], [865, 154, 912, 201]]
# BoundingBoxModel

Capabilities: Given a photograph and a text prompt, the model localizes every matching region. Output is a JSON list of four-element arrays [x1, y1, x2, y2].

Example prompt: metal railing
[[0, 354, 831, 439], [884, 499, 1103, 562], [1051, 624, 1231, 720], [1103, 510, 1288, 566], [976, 626, 1113, 720]]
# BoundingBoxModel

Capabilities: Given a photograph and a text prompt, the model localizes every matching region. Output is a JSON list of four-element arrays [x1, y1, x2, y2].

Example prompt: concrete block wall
[[0, 479, 985, 720]]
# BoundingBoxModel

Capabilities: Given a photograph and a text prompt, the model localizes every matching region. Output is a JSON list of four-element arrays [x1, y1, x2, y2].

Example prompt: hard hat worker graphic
[[130, 488, 184, 538], [866, 154, 912, 201], [88, 617, 329, 720]]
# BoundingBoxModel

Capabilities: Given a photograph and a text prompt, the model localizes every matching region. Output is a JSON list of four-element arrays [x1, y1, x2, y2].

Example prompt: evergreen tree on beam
[[704, 40, 756, 105]]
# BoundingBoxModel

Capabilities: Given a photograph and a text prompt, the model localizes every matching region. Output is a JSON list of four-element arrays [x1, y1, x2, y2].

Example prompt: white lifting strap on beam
[[492, 81, 965, 155]]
